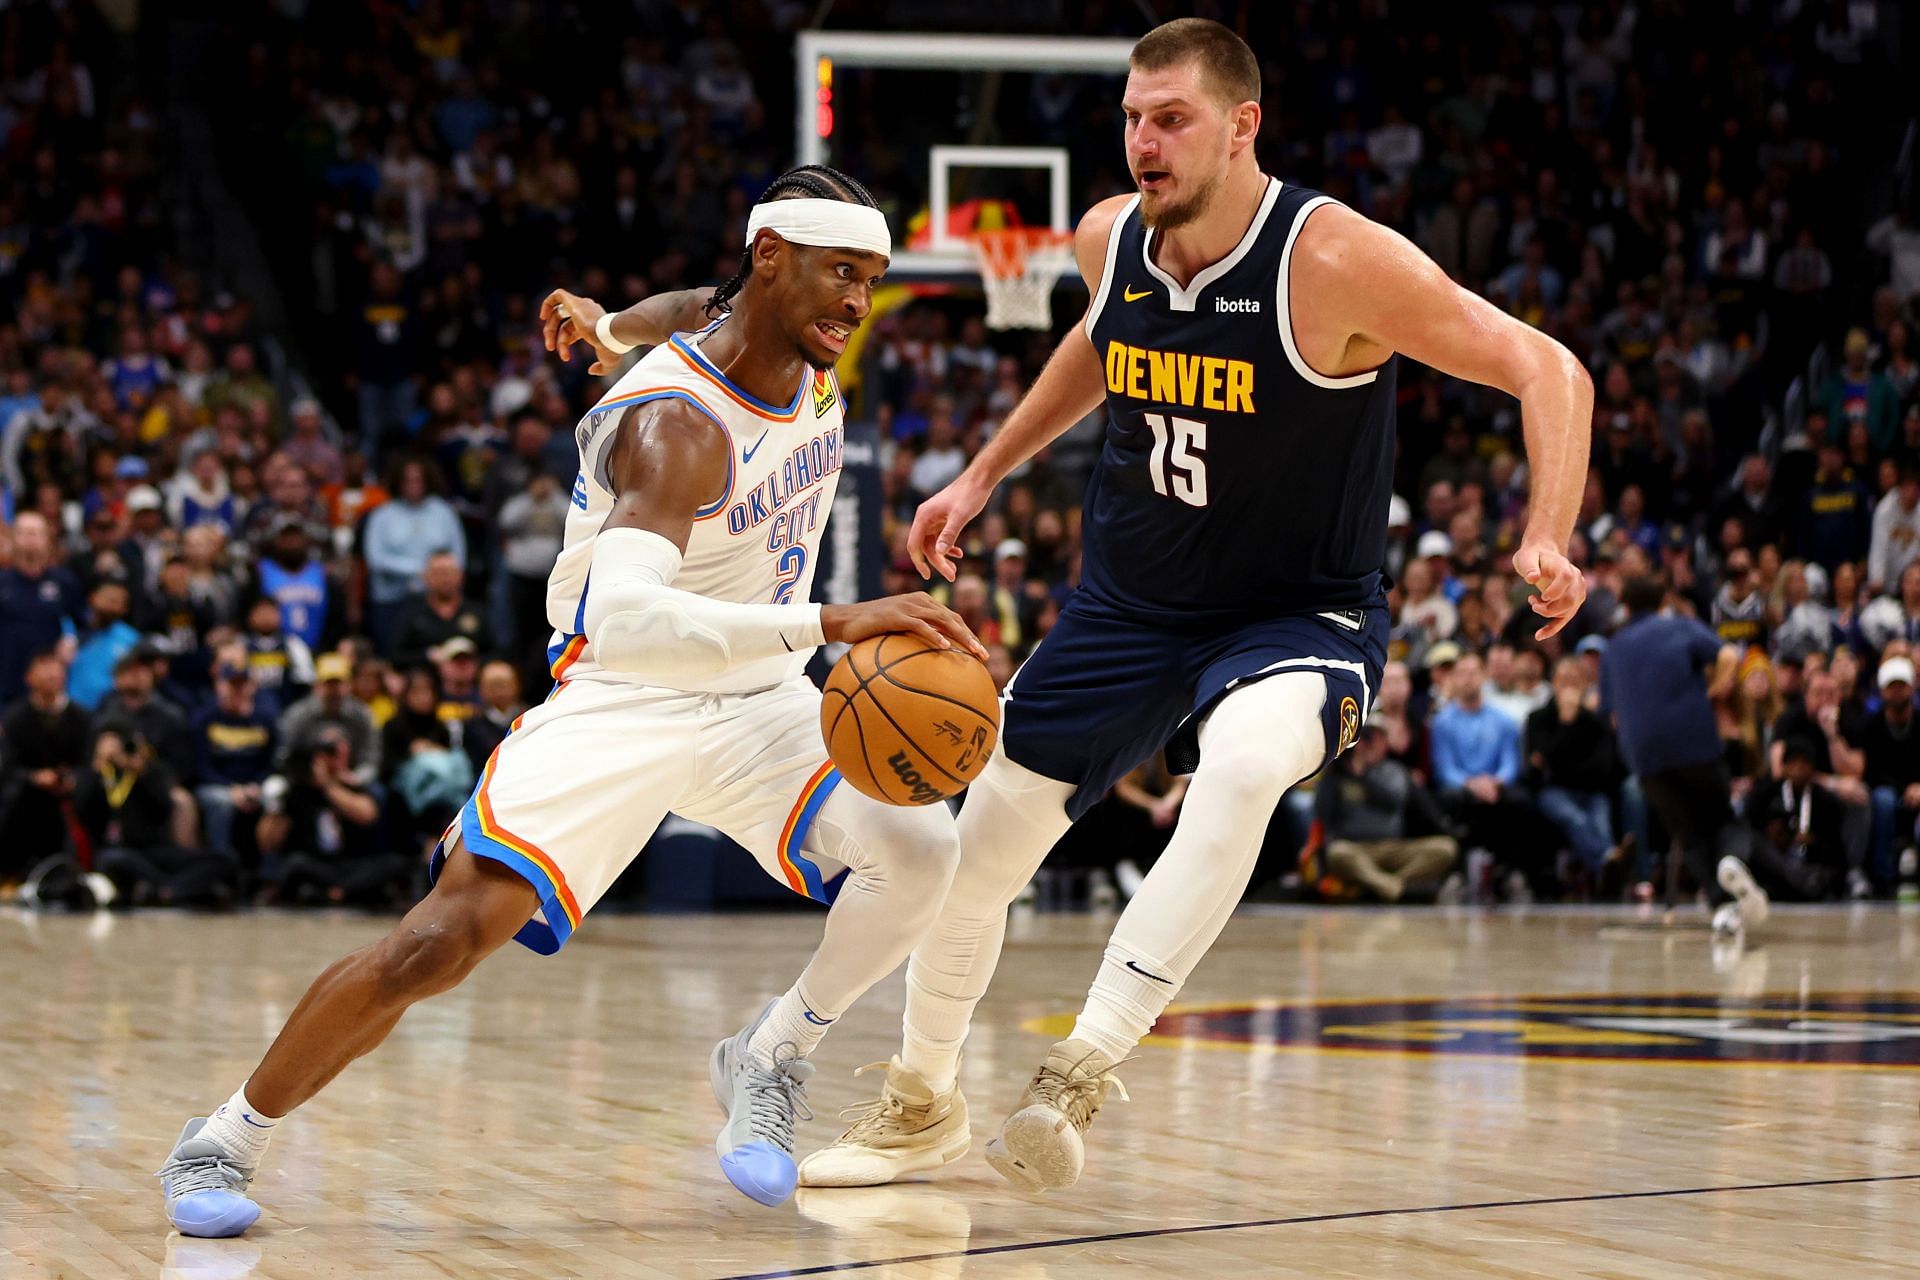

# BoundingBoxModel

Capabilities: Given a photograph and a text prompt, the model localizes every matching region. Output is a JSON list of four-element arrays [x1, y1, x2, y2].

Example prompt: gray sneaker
[[709, 999, 815, 1206], [157, 1118, 260, 1237]]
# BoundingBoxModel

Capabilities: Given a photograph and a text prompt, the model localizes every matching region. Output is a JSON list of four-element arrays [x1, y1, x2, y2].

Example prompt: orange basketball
[[819, 633, 1001, 805]]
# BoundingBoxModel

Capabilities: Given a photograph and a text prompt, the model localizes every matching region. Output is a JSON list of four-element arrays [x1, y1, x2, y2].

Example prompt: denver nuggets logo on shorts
[[1336, 695, 1360, 753], [811, 369, 837, 417], [1100, 993, 1920, 1068]]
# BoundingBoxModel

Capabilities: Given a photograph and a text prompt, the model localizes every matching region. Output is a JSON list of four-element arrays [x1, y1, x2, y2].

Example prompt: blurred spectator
[[364, 458, 466, 645], [0, 651, 88, 881], [1710, 548, 1766, 650], [497, 468, 568, 654], [392, 552, 485, 668], [1867, 466, 1920, 595], [261, 730, 398, 907], [1316, 724, 1457, 903], [461, 659, 523, 777], [241, 593, 315, 713], [1822, 329, 1898, 455], [1432, 652, 1540, 899], [193, 660, 277, 859], [0, 513, 82, 703], [277, 652, 380, 784], [1483, 643, 1549, 725], [1795, 442, 1871, 573], [68, 579, 140, 711], [1861, 656, 1920, 889], [82, 722, 238, 908], [93, 648, 192, 765], [1746, 738, 1845, 900], [257, 514, 334, 654], [1527, 658, 1624, 888]]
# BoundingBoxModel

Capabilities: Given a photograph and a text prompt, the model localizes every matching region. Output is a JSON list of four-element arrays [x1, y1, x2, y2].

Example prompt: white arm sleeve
[[583, 527, 825, 682]]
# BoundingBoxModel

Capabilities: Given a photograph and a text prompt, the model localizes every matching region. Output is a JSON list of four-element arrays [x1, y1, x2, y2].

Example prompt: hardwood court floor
[[4, 903, 1918, 1278]]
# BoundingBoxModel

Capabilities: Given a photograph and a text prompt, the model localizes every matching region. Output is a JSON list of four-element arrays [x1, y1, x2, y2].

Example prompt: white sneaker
[[1435, 872, 1466, 906], [1847, 869, 1873, 901], [84, 872, 117, 909], [1114, 859, 1146, 900], [1711, 901, 1745, 937], [984, 1038, 1127, 1193], [1087, 869, 1118, 911], [796, 1057, 969, 1187], [1716, 856, 1770, 931]]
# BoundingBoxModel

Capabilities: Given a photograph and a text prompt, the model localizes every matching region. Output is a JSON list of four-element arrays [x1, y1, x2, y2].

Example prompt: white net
[[973, 229, 1075, 330]]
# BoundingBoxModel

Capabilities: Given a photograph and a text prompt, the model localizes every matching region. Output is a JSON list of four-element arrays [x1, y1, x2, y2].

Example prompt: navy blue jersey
[[1081, 178, 1398, 624]]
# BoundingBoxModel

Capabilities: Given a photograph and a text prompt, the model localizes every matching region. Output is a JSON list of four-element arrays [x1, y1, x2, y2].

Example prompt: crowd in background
[[0, 0, 1915, 910]]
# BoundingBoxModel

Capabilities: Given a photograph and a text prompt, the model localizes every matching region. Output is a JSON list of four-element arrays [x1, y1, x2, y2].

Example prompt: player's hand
[[822, 593, 990, 659], [908, 476, 991, 582], [1513, 542, 1585, 640], [539, 289, 621, 375]]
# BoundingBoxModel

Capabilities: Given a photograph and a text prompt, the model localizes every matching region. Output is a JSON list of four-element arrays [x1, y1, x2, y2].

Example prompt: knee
[[1199, 745, 1309, 816], [368, 914, 488, 1005]]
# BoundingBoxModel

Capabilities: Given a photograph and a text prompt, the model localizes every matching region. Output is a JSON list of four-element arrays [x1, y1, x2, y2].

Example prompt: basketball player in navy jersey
[[800, 19, 1591, 1192]]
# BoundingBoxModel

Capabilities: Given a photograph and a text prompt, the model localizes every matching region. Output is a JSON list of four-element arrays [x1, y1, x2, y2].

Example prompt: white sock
[[748, 982, 838, 1064], [901, 1012, 963, 1095], [200, 1086, 281, 1168], [1069, 942, 1185, 1062]]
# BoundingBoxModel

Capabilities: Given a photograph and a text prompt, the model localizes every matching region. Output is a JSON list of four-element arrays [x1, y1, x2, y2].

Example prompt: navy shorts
[[1001, 597, 1388, 820]]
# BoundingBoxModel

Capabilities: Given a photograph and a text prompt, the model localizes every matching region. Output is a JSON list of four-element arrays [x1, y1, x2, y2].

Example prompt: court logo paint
[[1107, 994, 1920, 1068]]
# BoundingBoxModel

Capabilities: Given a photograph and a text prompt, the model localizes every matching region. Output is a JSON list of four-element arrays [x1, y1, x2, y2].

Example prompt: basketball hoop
[[972, 228, 1075, 330]]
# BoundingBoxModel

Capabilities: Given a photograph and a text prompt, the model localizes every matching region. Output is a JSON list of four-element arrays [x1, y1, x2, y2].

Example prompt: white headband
[[745, 198, 891, 259]]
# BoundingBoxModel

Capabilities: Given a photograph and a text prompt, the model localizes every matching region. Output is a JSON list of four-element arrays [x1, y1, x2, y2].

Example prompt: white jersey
[[544, 317, 846, 693]]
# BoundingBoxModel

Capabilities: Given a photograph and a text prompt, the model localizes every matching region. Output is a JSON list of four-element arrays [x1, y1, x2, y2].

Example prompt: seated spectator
[[363, 458, 466, 647], [193, 661, 278, 859], [1746, 738, 1845, 900], [462, 659, 523, 777], [431, 636, 482, 748], [82, 722, 239, 908], [497, 467, 569, 655], [1484, 643, 1551, 726], [257, 515, 336, 655], [262, 730, 403, 907], [1861, 656, 1920, 888], [1369, 660, 1430, 780], [0, 651, 89, 884], [1710, 549, 1767, 650], [277, 651, 380, 785], [241, 593, 316, 715], [1432, 652, 1545, 899], [1527, 658, 1627, 891], [0, 512, 83, 705], [93, 648, 193, 765], [1770, 665, 1871, 897], [1315, 724, 1458, 902], [391, 551, 484, 668], [68, 578, 142, 712]]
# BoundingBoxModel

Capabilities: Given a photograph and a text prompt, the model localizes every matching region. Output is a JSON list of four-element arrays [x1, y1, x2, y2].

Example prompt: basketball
[[820, 633, 1000, 805]]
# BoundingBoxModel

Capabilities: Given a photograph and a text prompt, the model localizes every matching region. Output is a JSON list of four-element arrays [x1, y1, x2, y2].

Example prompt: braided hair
[[704, 164, 881, 319]]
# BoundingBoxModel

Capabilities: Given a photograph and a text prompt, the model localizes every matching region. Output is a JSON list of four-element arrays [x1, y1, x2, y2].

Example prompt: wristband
[[595, 311, 636, 355]]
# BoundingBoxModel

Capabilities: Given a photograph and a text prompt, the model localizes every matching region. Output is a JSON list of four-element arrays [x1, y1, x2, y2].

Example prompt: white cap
[[127, 485, 164, 513], [1387, 494, 1412, 528], [1879, 657, 1916, 690], [1417, 530, 1453, 558]]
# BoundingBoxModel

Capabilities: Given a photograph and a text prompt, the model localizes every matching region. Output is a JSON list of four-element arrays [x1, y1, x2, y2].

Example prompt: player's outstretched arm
[[1295, 205, 1595, 639], [585, 402, 983, 684], [539, 287, 719, 374], [907, 196, 1129, 581]]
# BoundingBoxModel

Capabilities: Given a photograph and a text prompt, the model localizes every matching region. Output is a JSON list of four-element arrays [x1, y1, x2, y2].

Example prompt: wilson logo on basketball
[[886, 751, 946, 805]]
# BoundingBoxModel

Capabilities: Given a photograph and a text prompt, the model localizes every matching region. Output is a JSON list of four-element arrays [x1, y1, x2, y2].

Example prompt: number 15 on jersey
[[1144, 412, 1208, 508]]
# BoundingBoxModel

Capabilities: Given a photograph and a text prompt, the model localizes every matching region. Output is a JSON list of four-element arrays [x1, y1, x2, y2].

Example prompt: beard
[[1138, 165, 1224, 231]]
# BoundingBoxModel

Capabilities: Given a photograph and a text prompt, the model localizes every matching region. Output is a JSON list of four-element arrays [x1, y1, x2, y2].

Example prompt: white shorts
[[431, 676, 850, 954]]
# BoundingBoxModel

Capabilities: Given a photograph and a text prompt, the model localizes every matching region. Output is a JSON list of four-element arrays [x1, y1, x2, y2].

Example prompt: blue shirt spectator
[[1600, 604, 1725, 777], [363, 460, 466, 607], [195, 666, 279, 787], [1431, 688, 1522, 790], [68, 580, 142, 712]]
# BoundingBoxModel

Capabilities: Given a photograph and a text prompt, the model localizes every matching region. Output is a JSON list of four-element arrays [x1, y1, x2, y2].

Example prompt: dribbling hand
[[540, 289, 621, 375], [1513, 542, 1586, 640], [907, 478, 991, 582], [822, 593, 990, 660]]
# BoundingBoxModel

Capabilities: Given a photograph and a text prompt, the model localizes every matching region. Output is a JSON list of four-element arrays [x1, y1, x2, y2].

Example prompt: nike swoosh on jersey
[[743, 429, 770, 463], [1123, 285, 1153, 302]]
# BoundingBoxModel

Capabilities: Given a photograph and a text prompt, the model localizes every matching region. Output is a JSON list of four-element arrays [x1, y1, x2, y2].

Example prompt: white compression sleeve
[[583, 527, 825, 682]]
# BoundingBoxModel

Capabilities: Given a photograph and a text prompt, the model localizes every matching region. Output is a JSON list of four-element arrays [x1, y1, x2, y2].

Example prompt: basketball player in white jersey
[[158, 167, 989, 1236], [800, 21, 1590, 1192]]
